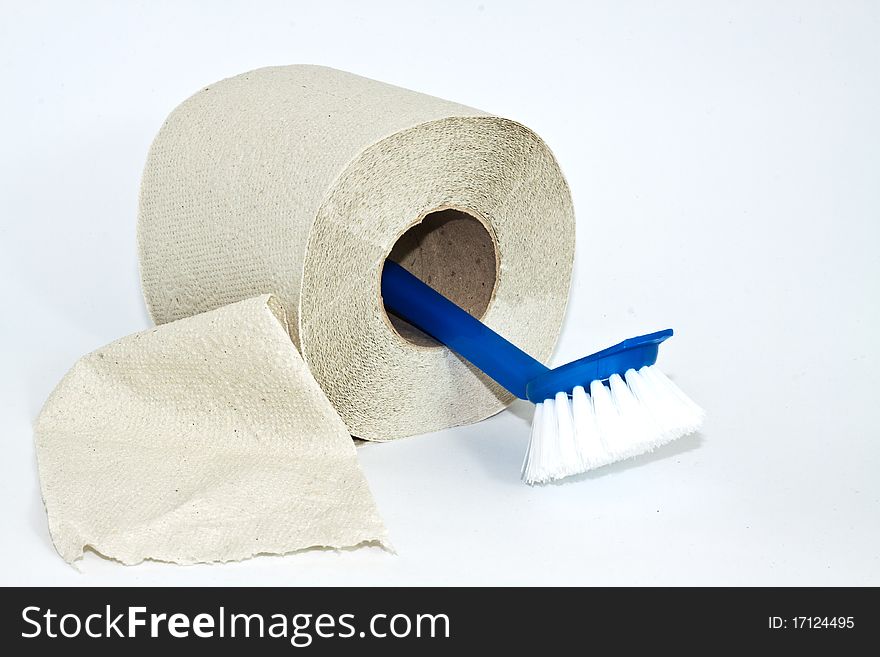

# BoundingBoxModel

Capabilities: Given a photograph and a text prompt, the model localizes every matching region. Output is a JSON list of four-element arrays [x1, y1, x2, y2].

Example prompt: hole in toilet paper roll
[[383, 208, 498, 348]]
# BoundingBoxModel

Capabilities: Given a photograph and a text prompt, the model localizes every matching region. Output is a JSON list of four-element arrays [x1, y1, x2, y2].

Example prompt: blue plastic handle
[[381, 260, 673, 403], [524, 329, 671, 402], [381, 260, 548, 399]]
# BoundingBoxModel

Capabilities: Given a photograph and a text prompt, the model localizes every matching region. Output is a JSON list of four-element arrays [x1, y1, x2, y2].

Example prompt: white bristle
[[640, 366, 704, 431], [540, 396, 558, 474], [553, 391, 581, 478], [522, 397, 558, 484], [625, 367, 680, 440], [608, 373, 657, 458], [521, 402, 543, 479], [571, 385, 603, 467], [521, 365, 704, 485], [589, 379, 625, 460]]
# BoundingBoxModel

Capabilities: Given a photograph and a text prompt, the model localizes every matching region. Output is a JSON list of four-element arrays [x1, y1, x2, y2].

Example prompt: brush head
[[521, 331, 704, 485], [524, 329, 673, 403]]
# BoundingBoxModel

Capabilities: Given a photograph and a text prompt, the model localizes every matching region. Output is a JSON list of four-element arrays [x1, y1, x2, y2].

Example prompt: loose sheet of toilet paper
[[35, 296, 388, 564]]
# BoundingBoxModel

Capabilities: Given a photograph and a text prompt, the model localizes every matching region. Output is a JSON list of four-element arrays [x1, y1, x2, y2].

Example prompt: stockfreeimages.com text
[[22, 606, 450, 646]]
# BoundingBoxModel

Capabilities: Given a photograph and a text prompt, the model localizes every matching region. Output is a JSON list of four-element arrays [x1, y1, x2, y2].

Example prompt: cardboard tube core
[[385, 208, 499, 347]]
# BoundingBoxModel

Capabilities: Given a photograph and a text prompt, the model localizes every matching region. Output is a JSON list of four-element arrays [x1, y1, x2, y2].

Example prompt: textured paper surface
[[36, 66, 575, 565], [139, 65, 576, 441], [35, 296, 388, 564]]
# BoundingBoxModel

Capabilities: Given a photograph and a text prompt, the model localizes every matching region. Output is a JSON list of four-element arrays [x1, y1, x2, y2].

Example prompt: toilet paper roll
[[36, 66, 576, 565], [138, 65, 575, 441]]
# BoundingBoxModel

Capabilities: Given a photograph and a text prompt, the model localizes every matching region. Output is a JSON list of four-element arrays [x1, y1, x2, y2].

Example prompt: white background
[[2, 0, 878, 586]]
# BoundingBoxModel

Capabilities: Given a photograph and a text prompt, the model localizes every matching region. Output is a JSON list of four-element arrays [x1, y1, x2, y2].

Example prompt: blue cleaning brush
[[381, 260, 704, 484]]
